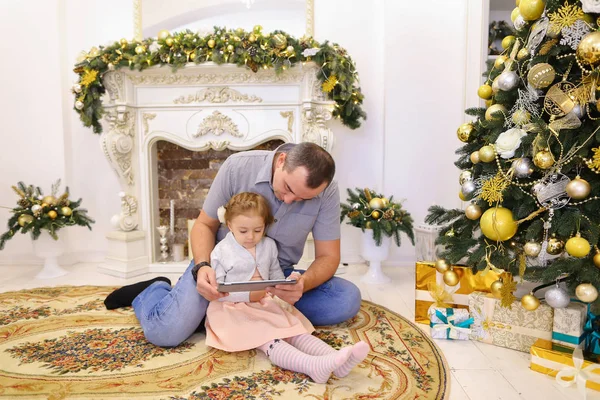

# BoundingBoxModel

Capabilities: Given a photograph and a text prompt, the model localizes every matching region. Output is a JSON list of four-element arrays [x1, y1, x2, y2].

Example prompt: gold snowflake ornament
[[480, 173, 509, 206], [548, 4, 585, 35], [322, 75, 338, 93], [585, 147, 600, 173], [80, 69, 99, 87], [500, 277, 517, 308]]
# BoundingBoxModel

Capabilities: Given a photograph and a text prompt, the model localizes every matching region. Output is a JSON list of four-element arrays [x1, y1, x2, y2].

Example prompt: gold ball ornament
[[60, 206, 73, 217], [546, 237, 564, 255], [576, 283, 599, 303], [527, 63, 556, 89], [135, 45, 146, 55], [470, 151, 481, 164], [465, 204, 483, 220], [491, 280, 504, 298], [511, 7, 521, 22], [566, 176, 591, 200], [478, 84, 493, 100], [521, 293, 541, 311], [565, 234, 591, 258], [512, 109, 531, 125], [381, 198, 389, 207], [42, 196, 57, 206], [165, 37, 174, 47], [457, 123, 474, 142], [47, 210, 58, 220], [41, 203, 49, 209], [577, 31, 600, 67], [207, 39, 215, 48], [272, 33, 287, 49], [478, 145, 496, 163], [435, 259, 450, 273], [17, 214, 34, 227], [157, 30, 170, 41], [119, 38, 128, 47], [443, 270, 460, 287], [227, 44, 234, 52], [533, 150, 554, 169], [494, 55, 508, 69], [459, 190, 467, 201], [369, 198, 385, 210], [502, 36, 516, 50], [249, 33, 257, 42], [480, 207, 518, 241], [459, 170, 473, 185], [365, 221, 373, 229], [485, 104, 507, 121], [594, 251, 600, 268], [517, 48, 530, 60], [519, 0, 545, 21], [286, 45, 295, 54], [253, 25, 263, 34], [371, 211, 381, 219], [524, 241, 542, 257]]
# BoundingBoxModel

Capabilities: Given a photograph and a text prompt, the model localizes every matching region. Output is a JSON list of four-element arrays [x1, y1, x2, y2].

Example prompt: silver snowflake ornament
[[582, 0, 600, 13], [560, 20, 591, 50]]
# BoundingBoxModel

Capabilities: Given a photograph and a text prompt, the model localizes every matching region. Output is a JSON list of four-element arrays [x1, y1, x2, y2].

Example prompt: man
[[105, 142, 361, 347]]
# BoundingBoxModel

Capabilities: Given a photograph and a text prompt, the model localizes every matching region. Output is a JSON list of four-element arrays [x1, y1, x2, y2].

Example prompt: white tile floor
[[1, 262, 597, 400]]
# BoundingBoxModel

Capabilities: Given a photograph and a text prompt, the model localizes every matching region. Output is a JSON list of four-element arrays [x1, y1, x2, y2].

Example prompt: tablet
[[218, 279, 297, 292]]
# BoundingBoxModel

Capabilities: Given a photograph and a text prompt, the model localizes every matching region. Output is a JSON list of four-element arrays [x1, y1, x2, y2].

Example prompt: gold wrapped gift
[[414, 262, 500, 324], [530, 339, 600, 393]]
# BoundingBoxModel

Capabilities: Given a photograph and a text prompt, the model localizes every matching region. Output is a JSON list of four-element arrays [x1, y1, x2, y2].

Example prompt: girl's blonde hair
[[224, 192, 274, 226]]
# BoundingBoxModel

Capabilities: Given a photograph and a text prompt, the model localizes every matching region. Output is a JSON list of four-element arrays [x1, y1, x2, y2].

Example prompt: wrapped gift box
[[414, 262, 500, 324], [468, 291, 553, 352], [428, 307, 473, 340], [552, 302, 588, 348], [530, 338, 600, 392]]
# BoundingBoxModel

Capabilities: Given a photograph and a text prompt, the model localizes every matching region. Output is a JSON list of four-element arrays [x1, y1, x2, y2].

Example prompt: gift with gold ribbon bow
[[531, 338, 600, 397], [414, 262, 501, 324], [429, 308, 473, 340]]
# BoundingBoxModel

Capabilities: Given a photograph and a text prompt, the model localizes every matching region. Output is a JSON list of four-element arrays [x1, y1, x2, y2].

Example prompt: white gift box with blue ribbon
[[552, 301, 589, 348]]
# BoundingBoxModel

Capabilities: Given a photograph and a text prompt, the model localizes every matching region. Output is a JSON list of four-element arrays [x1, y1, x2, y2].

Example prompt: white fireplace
[[97, 62, 336, 277]]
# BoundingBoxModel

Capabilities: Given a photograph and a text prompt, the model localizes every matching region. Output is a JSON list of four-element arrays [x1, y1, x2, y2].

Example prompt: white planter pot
[[360, 230, 391, 284], [32, 231, 68, 279]]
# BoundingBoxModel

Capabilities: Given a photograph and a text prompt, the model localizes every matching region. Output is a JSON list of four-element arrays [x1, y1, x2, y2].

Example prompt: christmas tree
[[426, 0, 600, 307]]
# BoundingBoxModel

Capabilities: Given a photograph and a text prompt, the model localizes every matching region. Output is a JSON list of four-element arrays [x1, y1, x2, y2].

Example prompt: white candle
[[172, 243, 185, 262], [169, 200, 175, 237]]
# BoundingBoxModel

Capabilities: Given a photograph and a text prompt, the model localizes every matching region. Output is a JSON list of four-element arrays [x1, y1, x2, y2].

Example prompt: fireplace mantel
[[98, 62, 335, 277]]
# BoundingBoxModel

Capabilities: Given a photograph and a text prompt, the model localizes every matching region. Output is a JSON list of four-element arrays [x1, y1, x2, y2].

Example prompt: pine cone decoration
[[348, 210, 360, 219], [383, 209, 395, 220], [17, 198, 30, 208], [248, 46, 258, 57]]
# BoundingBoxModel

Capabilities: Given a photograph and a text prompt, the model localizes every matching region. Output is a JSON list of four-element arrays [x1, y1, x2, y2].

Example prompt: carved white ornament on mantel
[[99, 62, 336, 274], [194, 111, 243, 138], [173, 86, 263, 104]]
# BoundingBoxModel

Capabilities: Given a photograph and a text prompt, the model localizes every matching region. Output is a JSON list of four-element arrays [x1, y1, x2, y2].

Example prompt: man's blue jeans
[[132, 260, 362, 347]]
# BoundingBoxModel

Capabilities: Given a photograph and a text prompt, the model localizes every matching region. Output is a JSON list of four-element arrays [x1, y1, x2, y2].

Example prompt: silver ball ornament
[[492, 78, 500, 94], [73, 84, 82, 93], [75, 101, 84, 110], [459, 170, 473, 185], [545, 285, 570, 308], [512, 158, 533, 178], [566, 176, 591, 200], [498, 71, 519, 91], [514, 15, 527, 31], [461, 181, 477, 200], [352, 203, 361, 210]]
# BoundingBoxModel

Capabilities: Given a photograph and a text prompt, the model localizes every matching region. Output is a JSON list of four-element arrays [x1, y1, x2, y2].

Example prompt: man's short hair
[[278, 142, 335, 188]]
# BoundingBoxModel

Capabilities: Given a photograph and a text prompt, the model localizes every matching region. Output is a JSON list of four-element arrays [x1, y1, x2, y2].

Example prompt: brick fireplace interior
[[156, 139, 285, 257]]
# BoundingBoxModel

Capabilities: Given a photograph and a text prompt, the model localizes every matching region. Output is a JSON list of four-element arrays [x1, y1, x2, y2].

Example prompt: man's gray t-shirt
[[202, 145, 340, 270]]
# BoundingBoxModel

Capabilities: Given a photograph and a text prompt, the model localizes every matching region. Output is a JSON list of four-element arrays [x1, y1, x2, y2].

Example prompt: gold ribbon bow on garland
[[555, 346, 600, 400], [482, 245, 506, 276]]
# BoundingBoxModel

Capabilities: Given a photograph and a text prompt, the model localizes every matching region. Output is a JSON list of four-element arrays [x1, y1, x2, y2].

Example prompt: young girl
[[205, 192, 369, 384]]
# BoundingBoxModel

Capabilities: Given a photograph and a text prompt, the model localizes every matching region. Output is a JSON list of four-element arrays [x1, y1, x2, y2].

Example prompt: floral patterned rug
[[0, 286, 449, 399]]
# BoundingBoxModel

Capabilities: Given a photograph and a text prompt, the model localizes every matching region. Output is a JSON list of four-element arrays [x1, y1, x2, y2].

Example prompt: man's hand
[[196, 266, 228, 301], [267, 272, 303, 305]]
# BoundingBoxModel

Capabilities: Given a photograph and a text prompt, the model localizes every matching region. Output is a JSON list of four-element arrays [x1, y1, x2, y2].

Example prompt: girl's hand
[[249, 290, 267, 302]]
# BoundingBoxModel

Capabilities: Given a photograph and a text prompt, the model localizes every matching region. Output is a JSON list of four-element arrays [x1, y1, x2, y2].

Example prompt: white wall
[[0, 0, 66, 263], [0, 0, 483, 269]]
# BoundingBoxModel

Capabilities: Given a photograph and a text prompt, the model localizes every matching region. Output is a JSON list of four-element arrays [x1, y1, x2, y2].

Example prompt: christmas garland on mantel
[[72, 25, 367, 134]]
